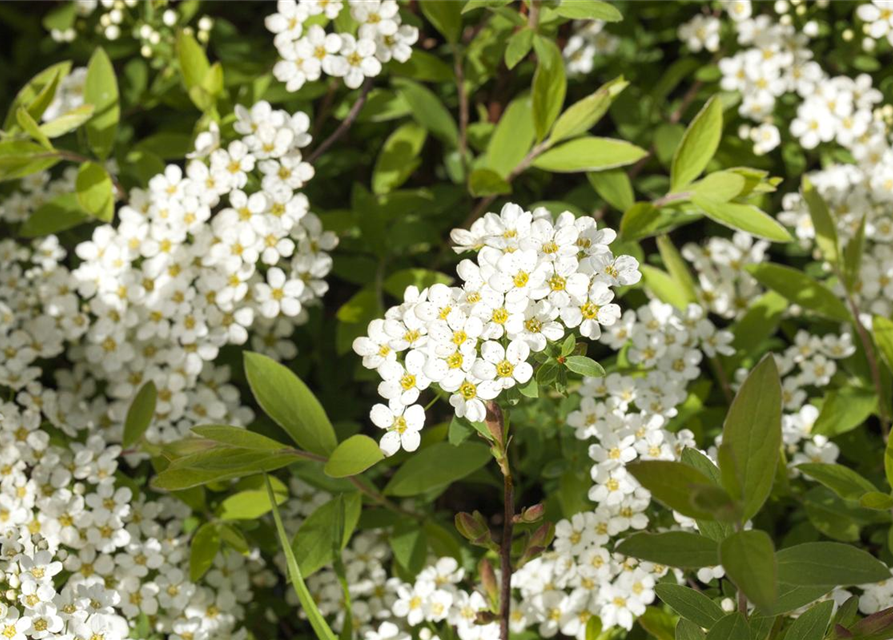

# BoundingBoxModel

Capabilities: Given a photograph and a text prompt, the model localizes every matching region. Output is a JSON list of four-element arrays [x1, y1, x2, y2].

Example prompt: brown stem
[[709, 356, 734, 404], [305, 78, 374, 164], [840, 282, 891, 438], [499, 468, 514, 640], [454, 47, 469, 172], [527, 0, 540, 31]]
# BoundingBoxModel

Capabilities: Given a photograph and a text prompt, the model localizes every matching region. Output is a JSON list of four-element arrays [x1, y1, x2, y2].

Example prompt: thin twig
[[709, 356, 734, 405], [454, 46, 470, 172], [305, 78, 374, 165], [840, 282, 891, 438]]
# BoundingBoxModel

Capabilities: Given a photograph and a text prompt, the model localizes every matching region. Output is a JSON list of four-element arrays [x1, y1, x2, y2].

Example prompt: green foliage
[[325, 435, 385, 478], [122, 381, 157, 448], [243, 351, 338, 456]]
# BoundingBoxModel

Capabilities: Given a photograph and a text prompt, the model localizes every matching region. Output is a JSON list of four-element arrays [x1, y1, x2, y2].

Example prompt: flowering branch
[[305, 78, 375, 164]]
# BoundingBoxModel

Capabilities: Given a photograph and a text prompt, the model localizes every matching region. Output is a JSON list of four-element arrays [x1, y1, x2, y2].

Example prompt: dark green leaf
[[720, 529, 777, 613], [189, 523, 220, 582], [123, 381, 156, 448], [745, 264, 851, 322], [655, 584, 724, 628], [531, 35, 566, 142], [617, 532, 718, 569], [384, 442, 491, 496]]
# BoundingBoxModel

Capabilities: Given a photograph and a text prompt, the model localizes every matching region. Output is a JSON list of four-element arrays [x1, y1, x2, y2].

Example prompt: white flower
[[370, 403, 425, 455], [255, 267, 305, 317], [472, 339, 533, 392]]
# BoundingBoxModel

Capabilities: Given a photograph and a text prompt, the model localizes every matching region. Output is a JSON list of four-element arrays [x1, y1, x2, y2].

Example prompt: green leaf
[[554, 0, 622, 21], [804, 487, 866, 542], [641, 265, 691, 311], [656, 235, 699, 307], [588, 169, 634, 212], [626, 460, 717, 519], [705, 614, 750, 640], [671, 95, 723, 190], [189, 522, 220, 582], [123, 381, 156, 448], [19, 193, 88, 238], [218, 476, 288, 520], [691, 171, 746, 203], [266, 476, 338, 640], [325, 435, 385, 478], [549, 76, 628, 144], [372, 122, 427, 195], [638, 606, 676, 640], [655, 584, 725, 628], [76, 161, 115, 222], [243, 351, 338, 456], [874, 315, 893, 373], [191, 425, 288, 450], [775, 542, 890, 587], [745, 264, 851, 322], [802, 176, 839, 266], [83, 47, 120, 160], [177, 30, 211, 91], [394, 79, 459, 148], [564, 355, 605, 378], [505, 28, 534, 70], [384, 441, 491, 496], [797, 463, 877, 501], [720, 354, 782, 521], [420, 0, 462, 43], [784, 600, 834, 640], [0, 140, 60, 182], [390, 523, 428, 575], [812, 387, 877, 437], [720, 529, 777, 613], [151, 450, 302, 490], [675, 619, 705, 640], [16, 107, 53, 150], [293, 492, 361, 575], [39, 104, 96, 138], [616, 531, 718, 568], [485, 95, 535, 177], [469, 168, 512, 197], [860, 492, 893, 510], [531, 35, 566, 142], [3, 61, 71, 129], [691, 196, 792, 243], [532, 137, 648, 173], [462, 0, 511, 12]]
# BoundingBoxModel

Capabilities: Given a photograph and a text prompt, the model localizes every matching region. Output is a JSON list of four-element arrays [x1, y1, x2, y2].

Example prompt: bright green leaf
[[189, 523, 220, 582], [655, 584, 725, 628], [671, 95, 723, 190], [532, 137, 648, 173], [76, 162, 115, 222], [384, 442, 491, 496], [531, 35, 566, 142], [83, 47, 120, 160], [325, 435, 385, 478], [746, 263, 851, 322], [243, 351, 338, 456]]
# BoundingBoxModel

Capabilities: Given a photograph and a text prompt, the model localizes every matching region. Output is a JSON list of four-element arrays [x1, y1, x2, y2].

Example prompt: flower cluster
[[267, 0, 418, 92], [2, 100, 337, 446], [562, 20, 619, 76], [47, 0, 213, 55], [353, 204, 640, 456], [0, 391, 258, 640]]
